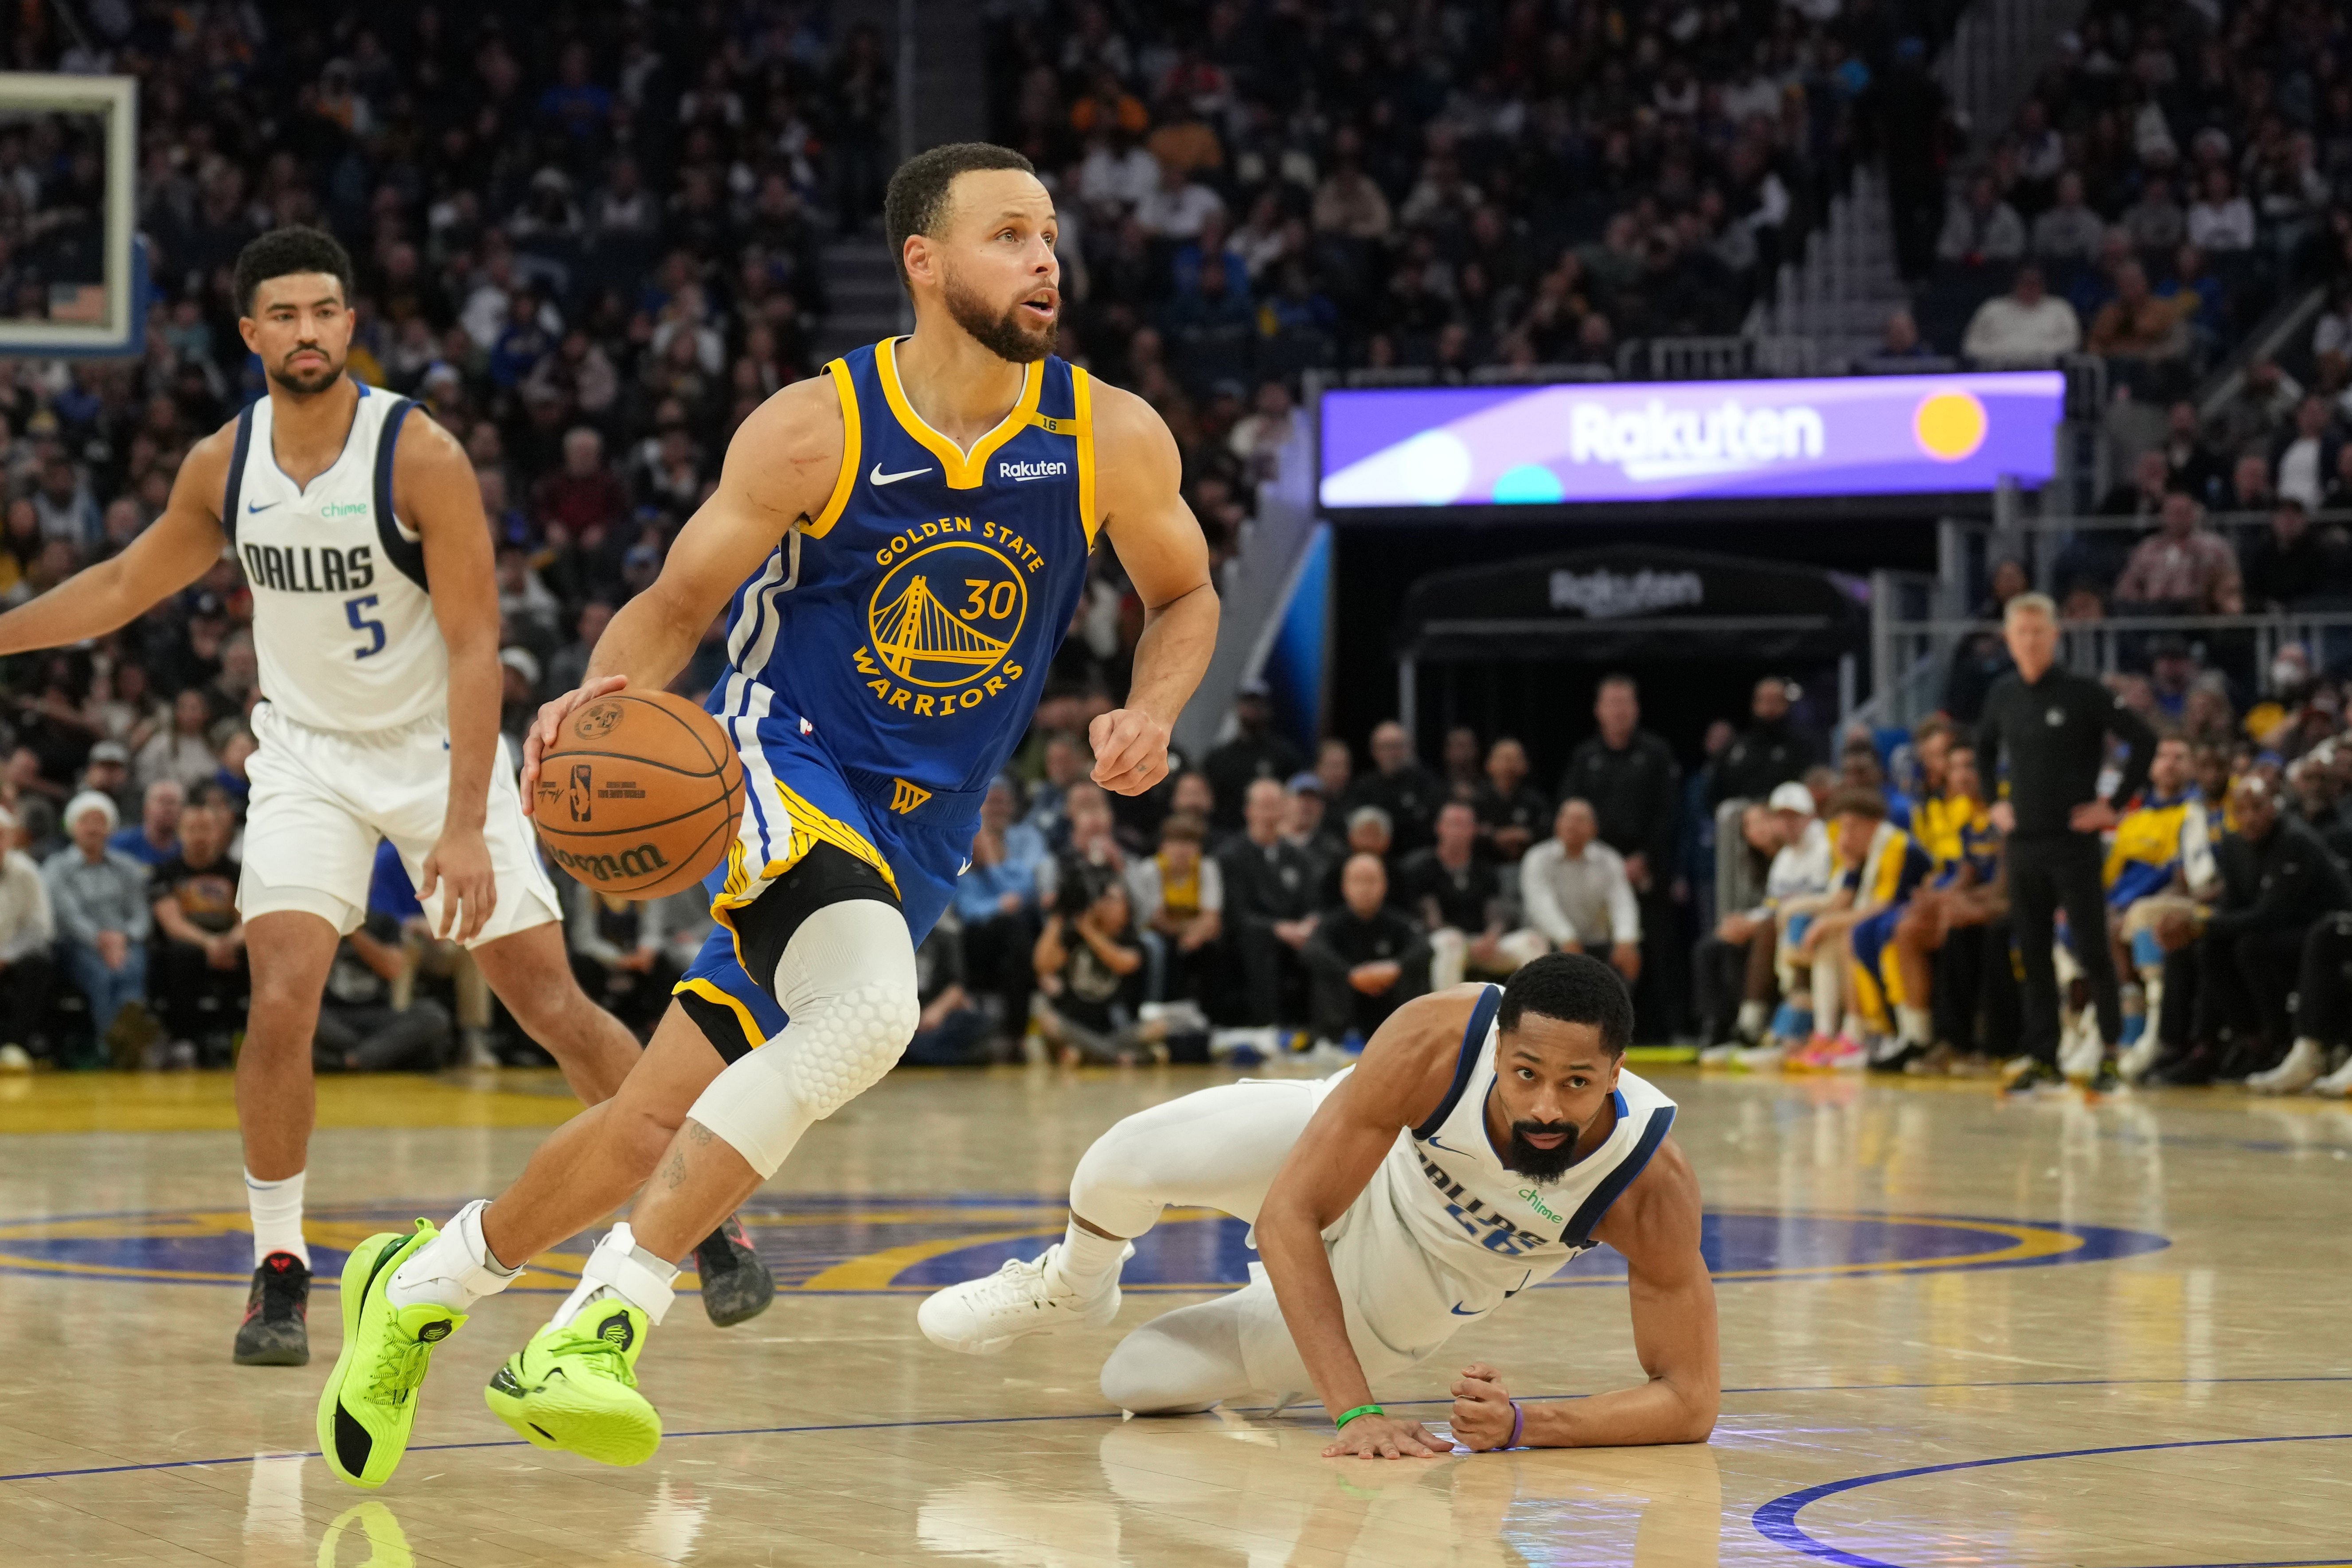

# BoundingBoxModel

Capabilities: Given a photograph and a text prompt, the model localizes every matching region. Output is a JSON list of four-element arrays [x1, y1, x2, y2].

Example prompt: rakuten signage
[[1318, 372, 2064, 508]]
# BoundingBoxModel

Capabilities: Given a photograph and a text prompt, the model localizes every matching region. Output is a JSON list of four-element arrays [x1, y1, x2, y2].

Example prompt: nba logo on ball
[[568, 764, 594, 823]]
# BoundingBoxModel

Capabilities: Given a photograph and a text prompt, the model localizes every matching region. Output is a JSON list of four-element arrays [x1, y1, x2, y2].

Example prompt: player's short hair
[[884, 142, 1039, 288], [1912, 714, 1953, 746], [1159, 811, 1205, 846], [1496, 953, 1633, 1056], [1827, 788, 1888, 822], [235, 226, 355, 316]]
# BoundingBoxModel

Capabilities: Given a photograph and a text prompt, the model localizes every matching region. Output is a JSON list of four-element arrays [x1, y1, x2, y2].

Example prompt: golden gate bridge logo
[[867, 541, 1027, 689]]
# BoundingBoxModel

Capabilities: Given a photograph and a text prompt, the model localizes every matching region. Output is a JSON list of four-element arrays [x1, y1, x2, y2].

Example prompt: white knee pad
[[686, 898, 919, 1177]]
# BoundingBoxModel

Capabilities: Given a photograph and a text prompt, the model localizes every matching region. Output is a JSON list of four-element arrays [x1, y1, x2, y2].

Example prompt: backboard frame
[[0, 71, 139, 355]]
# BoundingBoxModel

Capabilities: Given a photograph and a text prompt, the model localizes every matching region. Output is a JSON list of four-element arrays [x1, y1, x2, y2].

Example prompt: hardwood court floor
[[0, 1061, 2348, 1567]]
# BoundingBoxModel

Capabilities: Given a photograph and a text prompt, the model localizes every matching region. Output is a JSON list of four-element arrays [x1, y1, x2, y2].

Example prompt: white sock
[[549, 1223, 681, 1330], [1736, 1000, 1767, 1037], [1811, 952, 1843, 1039], [1897, 1005, 1932, 1047], [386, 1198, 521, 1312], [1045, 1220, 1129, 1298], [246, 1169, 308, 1269]]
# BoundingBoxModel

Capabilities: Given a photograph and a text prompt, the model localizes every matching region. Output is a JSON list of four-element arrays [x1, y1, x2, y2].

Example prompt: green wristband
[[1335, 1404, 1384, 1430]]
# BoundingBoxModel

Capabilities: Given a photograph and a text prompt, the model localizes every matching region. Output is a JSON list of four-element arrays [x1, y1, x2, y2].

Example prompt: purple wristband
[[1506, 1400, 1524, 1449]]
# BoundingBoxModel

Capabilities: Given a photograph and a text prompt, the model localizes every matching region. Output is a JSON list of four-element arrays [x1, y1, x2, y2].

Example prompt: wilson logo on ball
[[544, 841, 671, 884]]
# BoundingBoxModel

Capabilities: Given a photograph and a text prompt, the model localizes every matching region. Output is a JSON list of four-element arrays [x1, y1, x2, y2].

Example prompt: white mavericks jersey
[[1360, 984, 1679, 1298], [223, 384, 446, 733]]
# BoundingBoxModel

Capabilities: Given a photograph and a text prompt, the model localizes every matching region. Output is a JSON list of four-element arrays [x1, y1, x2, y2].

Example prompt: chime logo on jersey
[[856, 520, 1039, 718]]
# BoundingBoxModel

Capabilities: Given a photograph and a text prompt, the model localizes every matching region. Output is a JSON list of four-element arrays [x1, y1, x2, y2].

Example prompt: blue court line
[[1752, 1431, 2352, 1568], [5, 1373, 2346, 1488]]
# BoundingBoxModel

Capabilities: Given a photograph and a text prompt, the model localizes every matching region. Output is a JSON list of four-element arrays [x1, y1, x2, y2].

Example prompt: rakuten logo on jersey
[[998, 458, 1069, 482]]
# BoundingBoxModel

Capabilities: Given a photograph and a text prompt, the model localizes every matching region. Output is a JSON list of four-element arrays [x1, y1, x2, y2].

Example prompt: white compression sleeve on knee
[[685, 898, 919, 1178]]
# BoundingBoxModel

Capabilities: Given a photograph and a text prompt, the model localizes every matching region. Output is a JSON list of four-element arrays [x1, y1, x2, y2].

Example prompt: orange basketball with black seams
[[531, 690, 744, 899]]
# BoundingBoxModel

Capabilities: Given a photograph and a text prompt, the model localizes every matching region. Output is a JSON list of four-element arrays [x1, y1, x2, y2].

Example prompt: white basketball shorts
[[237, 700, 560, 947]]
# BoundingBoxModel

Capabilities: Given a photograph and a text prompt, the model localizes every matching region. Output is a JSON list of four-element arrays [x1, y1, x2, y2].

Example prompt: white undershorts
[[236, 700, 560, 947]]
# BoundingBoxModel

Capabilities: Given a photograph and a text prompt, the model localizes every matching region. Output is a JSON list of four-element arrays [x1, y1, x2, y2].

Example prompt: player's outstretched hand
[[1321, 1412, 1446, 1461], [1088, 706, 1172, 797], [420, 826, 497, 943], [520, 675, 629, 814], [1449, 1363, 1520, 1451]]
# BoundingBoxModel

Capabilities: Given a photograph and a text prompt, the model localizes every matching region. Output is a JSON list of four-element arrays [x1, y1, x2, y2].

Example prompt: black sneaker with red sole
[[694, 1215, 774, 1327], [234, 1251, 311, 1365]]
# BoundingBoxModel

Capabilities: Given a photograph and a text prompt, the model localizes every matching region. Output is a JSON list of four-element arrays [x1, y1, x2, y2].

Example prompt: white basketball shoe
[[917, 1242, 1130, 1354]]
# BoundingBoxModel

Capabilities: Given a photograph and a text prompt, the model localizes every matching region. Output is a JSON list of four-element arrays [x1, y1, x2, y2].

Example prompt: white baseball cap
[[1768, 782, 1816, 815]]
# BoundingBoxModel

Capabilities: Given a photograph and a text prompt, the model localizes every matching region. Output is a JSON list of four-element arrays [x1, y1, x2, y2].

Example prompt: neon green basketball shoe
[[316, 1221, 467, 1490], [483, 1300, 662, 1467]]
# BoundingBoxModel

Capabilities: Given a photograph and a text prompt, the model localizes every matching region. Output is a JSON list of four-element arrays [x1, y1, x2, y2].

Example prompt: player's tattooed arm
[[523, 375, 844, 807], [1088, 383, 1218, 798], [1255, 988, 1483, 1459], [0, 425, 230, 656]]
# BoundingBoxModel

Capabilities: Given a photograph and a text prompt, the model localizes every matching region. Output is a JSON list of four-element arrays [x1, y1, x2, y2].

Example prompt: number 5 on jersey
[[344, 594, 386, 659]]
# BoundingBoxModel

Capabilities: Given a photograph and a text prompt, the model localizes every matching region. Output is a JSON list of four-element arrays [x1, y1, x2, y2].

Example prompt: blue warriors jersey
[[2105, 790, 2214, 909], [1840, 823, 1934, 910], [1915, 793, 1998, 888], [680, 339, 1102, 1053]]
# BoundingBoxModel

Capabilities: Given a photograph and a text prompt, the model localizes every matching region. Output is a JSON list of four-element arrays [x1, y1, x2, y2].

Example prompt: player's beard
[[1504, 1116, 1586, 1182], [942, 264, 1057, 363], [269, 344, 345, 396]]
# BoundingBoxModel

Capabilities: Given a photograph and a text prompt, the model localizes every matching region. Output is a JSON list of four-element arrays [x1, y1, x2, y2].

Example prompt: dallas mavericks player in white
[[921, 953, 1720, 1458], [0, 229, 764, 1365]]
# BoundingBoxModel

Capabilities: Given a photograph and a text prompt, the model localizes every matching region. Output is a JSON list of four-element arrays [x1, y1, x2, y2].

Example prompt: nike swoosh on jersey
[[1423, 1135, 1474, 1157], [869, 463, 933, 485], [246, 500, 277, 513], [1449, 1303, 1485, 1316]]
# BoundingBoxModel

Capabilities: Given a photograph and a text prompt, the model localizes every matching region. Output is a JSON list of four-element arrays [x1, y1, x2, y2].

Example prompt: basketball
[[529, 689, 744, 900]]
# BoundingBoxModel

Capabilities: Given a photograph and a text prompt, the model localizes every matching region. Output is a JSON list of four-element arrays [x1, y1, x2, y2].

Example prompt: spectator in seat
[[1282, 770, 1344, 888], [1964, 265, 2083, 369], [1127, 811, 1222, 1004], [310, 908, 453, 1074], [2122, 176, 2186, 252], [1035, 782, 1126, 913], [2243, 500, 2345, 610], [1024, 730, 1091, 849], [0, 806, 54, 1065], [901, 917, 992, 1067], [532, 427, 629, 541], [1318, 805, 1398, 907], [1218, 777, 1319, 1033], [1403, 800, 1544, 989], [2185, 167, 2255, 252], [147, 783, 245, 1065], [109, 779, 182, 869], [2147, 772, 2352, 1084], [1472, 736, 1551, 864], [2157, 400, 2226, 504], [134, 689, 219, 797], [44, 791, 153, 1061], [562, 874, 677, 1034], [1937, 172, 2027, 265], [1301, 852, 1430, 1048], [2031, 172, 2106, 262], [1519, 798, 1642, 986], [2087, 261, 2192, 363], [2272, 396, 2341, 513], [1031, 873, 1153, 1065], [953, 777, 1047, 1034], [2226, 451, 2279, 513], [1201, 680, 1304, 834], [546, 600, 615, 699], [1340, 720, 1443, 854], [1708, 676, 1817, 807], [2098, 448, 2174, 518], [2115, 492, 2244, 613], [78, 739, 133, 819]]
